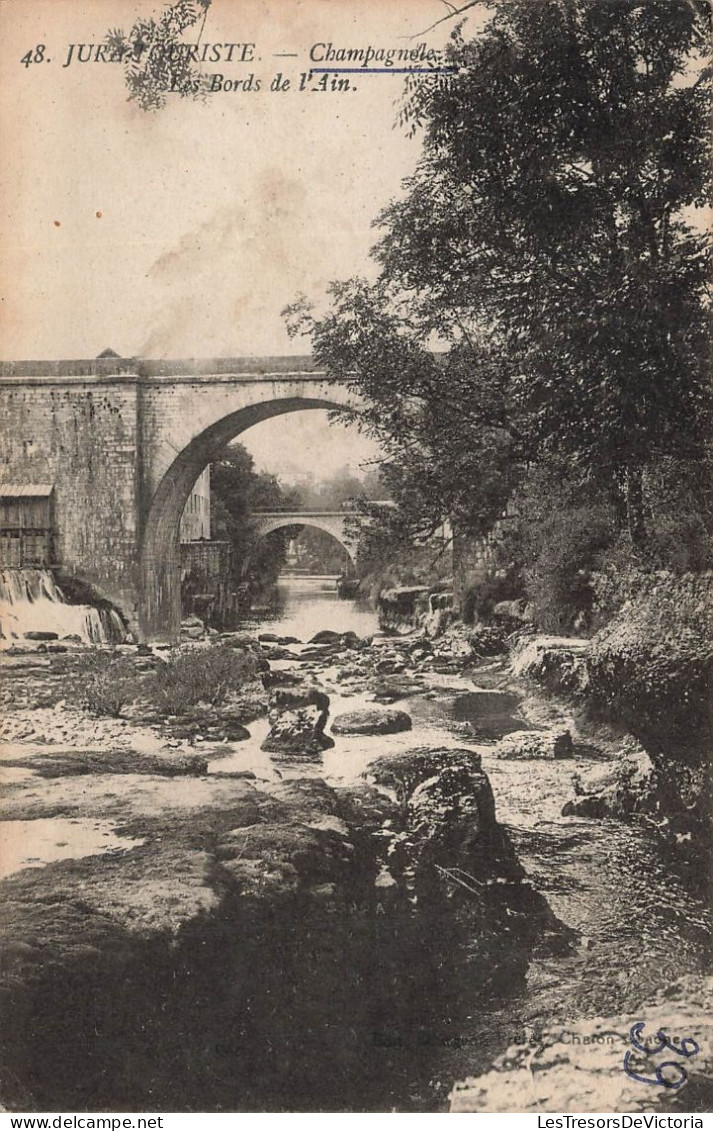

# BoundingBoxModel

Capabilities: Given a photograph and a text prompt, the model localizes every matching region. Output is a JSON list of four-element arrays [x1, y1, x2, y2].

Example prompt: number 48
[[21, 45, 46, 66]]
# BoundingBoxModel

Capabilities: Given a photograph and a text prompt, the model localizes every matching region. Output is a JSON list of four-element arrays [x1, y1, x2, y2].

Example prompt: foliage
[[277, 466, 388, 574], [523, 505, 615, 634], [105, 0, 212, 111], [292, 465, 386, 510], [62, 643, 257, 720], [389, 0, 711, 527], [351, 513, 454, 600], [146, 645, 256, 716], [64, 652, 142, 718], [285, 0, 712, 578], [285, 287, 522, 550], [468, 623, 511, 657], [507, 466, 618, 632], [463, 570, 522, 625], [587, 571, 713, 756], [209, 443, 301, 595]]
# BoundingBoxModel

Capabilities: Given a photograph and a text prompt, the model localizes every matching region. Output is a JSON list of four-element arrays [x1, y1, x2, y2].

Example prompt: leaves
[[286, 0, 712, 553], [105, 0, 212, 111]]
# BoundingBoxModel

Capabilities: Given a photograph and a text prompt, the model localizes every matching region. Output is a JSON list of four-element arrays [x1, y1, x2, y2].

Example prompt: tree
[[210, 443, 301, 592], [285, 283, 522, 547], [286, 0, 712, 551]]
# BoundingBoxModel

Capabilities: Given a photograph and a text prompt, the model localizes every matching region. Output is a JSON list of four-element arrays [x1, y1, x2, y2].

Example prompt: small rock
[[261, 669, 304, 690], [332, 708, 412, 736], [261, 686, 334, 756], [309, 630, 343, 644], [375, 657, 407, 675], [492, 729, 574, 760]]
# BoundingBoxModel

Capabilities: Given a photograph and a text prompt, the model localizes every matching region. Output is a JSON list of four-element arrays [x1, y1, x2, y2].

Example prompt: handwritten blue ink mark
[[624, 1022, 700, 1090], [310, 67, 459, 75]]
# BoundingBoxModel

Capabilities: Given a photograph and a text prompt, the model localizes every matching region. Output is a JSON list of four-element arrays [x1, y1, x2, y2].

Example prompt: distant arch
[[244, 513, 357, 576]]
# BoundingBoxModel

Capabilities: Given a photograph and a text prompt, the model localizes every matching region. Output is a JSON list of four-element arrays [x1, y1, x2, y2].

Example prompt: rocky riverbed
[[1, 615, 711, 1113]]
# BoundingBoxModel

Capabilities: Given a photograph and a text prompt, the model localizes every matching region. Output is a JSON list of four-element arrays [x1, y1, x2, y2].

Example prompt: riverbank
[[1, 592, 711, 1112]]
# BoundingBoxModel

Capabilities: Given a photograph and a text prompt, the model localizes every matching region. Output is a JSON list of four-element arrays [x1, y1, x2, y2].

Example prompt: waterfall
[[0, 569, 127, 647]]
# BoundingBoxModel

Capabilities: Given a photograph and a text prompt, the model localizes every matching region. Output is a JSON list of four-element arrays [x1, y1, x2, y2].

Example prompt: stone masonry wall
[[0, 375, 141, 625]]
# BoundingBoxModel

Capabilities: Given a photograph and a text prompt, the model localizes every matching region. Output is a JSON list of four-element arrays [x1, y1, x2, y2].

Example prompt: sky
[[0, 0, 463, 360], [0, 0, 472, 479], [238, 408, 381, 484]]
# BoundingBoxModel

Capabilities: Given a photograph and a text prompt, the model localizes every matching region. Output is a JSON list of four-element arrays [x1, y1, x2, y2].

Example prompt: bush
[[65, 651, 142, 718], [468, 624, 511, 657], [522, 501, 617, 634], [463, 573, 520, 625], [592, 522, 713, 628], [587, 572, 713, 757], [146, 645, 257, 716]]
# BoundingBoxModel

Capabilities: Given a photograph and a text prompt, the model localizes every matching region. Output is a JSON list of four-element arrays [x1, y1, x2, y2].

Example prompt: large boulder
[[585, 573, 713, 843], [309, 629, 344, 644], [492, 728, 574, 760], [261, 686, 334, 756], [331, 707, 412, 736], [367, 745, 483, 803], [586, 571, 713, 759], [468, 623, 511, 657], [491, 598, 534, 627], [365, 748, 541, 930], [562, 745, 662, 820], [510, 635, 590, 695], [406, 762, 524, 884]]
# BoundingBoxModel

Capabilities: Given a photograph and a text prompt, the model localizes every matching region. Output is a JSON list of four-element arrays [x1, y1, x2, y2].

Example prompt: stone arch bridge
[[0, 356, 360, 641], [249, 511, 357, 568]]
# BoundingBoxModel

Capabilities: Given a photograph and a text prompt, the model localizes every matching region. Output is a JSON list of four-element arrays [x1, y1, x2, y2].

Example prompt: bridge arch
[[139, 379, 359, 641], [244, 512, 357, 576]]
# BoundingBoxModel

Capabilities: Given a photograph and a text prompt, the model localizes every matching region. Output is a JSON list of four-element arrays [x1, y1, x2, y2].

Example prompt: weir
[[0, 569, 126, 647]]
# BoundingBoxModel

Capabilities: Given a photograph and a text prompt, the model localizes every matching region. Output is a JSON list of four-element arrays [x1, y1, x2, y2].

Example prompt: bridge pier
[[139, 541, 181, 643]]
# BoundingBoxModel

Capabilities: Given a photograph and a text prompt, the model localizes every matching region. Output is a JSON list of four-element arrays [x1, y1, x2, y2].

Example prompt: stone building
[[179, 467, 211, 542]]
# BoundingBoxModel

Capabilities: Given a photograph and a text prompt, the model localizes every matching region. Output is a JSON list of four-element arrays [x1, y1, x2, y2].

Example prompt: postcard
[[0, 0, 711, 1118]]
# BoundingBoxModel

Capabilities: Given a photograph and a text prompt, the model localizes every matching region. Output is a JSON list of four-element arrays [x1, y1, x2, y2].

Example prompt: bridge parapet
[[0, 356, 327, 381]]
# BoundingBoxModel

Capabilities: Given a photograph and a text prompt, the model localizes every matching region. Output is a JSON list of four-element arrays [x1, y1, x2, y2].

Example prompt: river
[[232, 576, 713, 1109], [245, 573, 380, 639]]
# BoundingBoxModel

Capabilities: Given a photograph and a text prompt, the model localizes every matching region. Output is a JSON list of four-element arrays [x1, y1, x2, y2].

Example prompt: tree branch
[[407, 0, 488, 39]]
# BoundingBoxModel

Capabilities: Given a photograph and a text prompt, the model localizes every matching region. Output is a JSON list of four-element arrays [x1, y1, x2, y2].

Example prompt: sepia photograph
[[0, 0, 711, 1117]]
